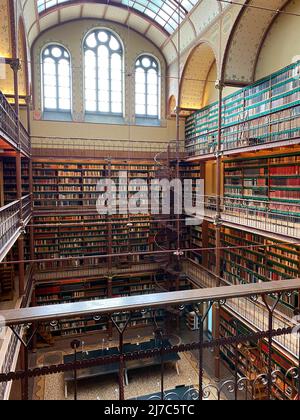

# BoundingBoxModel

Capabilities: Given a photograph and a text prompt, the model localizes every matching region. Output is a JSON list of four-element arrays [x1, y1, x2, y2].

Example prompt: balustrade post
[[262, 293, 281, 400], [71, 340, 81, 401], [193, 302, 213, 400]]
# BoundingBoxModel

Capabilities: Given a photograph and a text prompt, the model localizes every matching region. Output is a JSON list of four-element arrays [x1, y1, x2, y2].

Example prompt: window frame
[[83, 28, 124, 116], [135, 54, 160, 120], [41, 43, 72, 113]]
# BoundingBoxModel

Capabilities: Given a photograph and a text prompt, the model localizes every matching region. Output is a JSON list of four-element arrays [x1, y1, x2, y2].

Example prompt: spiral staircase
[[151, 141, 187, 295]]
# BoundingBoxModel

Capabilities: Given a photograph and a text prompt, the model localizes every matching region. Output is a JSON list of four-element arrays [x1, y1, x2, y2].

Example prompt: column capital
[[215, 79, 225, 90], [25, 95, 32, 106], [9, 58, 21, 72]]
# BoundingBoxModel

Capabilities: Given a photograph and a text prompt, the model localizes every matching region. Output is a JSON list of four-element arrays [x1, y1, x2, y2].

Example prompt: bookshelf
[[221, 226, 299, 309], [188, 221, 216, 271], [31, 159, 163, 271], [187, 222, 299, 310], [32, 160, 156, 209], [224, 151, 300, 218], [186, 61, 300, 157], [220, 308, 299, 400], [35, 273, 171, 338], [33, 212, 160, 271], [3, 158, 29, 203]]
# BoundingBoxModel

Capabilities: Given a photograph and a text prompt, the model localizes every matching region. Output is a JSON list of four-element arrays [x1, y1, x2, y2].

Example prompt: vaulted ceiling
[[36, 0, 199, 34], [222, 0, 292, 84], [20, 0, 200, 60]]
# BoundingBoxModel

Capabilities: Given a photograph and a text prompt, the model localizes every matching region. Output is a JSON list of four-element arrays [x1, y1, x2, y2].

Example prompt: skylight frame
[[36, 0, 199, 34]]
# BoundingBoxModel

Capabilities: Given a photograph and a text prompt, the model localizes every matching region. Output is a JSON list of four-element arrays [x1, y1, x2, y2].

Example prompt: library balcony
[[185, 62, 300, 161], [0, 279, 299, 401], [186, 104, 300, 160], [184, 261, 299, 360], [197, 195, 300, 241], [0, 195, 32, 262], [0, 91, 31, 158]]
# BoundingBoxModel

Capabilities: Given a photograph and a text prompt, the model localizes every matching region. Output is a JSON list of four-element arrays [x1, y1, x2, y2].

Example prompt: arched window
[[84, 29, 123, 114], [135, 55, 159, 118], [42, 45, 71, 111]]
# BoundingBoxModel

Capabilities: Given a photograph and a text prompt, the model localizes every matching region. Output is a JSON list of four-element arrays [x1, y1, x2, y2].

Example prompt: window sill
[[85, 114, 125, 125], [42, 111, 73, 122], [135, 117, 161, 127]]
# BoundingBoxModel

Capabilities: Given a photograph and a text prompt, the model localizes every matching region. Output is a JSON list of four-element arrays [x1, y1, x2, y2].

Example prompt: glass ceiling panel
[[36, 0, 199, 34]]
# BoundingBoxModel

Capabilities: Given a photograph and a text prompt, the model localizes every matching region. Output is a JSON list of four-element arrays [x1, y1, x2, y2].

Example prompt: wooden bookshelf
[[224, 151, 300, 217], [188, 221, 216, 271], [2, 157, 29, 203], [31, 159, 164, 271], [187, 223, 299, 310], [32, 160, 156, 209], [35, 273, 192, 338], [220, 308, 299, 400], [186, 61, 300, 156], [221, 226, 299, 309]]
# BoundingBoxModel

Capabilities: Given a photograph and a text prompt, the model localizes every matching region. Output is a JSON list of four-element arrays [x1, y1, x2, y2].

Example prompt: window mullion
[[145, 68, 148, 116], [56, 59, 59, 111], [109, 49, 112, 114], [96, 48, 99, 113]]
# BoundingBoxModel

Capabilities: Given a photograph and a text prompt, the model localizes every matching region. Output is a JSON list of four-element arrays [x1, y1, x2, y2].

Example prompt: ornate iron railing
[[0, 91, 31, 157], [191, 195, 300, 239], [184, 260, 299, 359], [0, 195, 32, 262], [0, 279, 299, 401], [186, 105, 300, 158]]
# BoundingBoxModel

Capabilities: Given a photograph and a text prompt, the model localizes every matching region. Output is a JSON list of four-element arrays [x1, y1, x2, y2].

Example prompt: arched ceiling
[[19, 0, 198, 53], [222, 0, 292, 85], [179, 42, 216, 109], [37, 0, 198, 34]]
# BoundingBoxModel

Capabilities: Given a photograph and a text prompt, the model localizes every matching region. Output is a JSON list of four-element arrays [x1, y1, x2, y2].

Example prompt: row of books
[[185, 61, 300, 156]]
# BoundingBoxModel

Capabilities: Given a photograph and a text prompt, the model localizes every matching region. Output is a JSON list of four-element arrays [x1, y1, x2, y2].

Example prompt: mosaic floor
[[33, 336, 226, 401]]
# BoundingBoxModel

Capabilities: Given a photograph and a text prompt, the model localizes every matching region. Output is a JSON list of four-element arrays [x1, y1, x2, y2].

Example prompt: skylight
[[36, 0, 198, 34]]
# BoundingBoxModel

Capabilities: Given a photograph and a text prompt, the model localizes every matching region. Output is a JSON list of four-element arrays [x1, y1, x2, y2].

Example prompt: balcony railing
[[0, 279, 299, 400], [184, 261, 299, 359], [192, 195, 300, 239], [186, 105, 300, 158], [0, 91, 31, 157], [0, 195, 32, 262]]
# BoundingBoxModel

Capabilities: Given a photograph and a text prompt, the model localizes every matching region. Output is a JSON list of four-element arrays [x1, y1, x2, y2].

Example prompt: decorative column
[[214, 79, 224, 380], [10, 59, 25, 297], [25, 96, 34, 264]]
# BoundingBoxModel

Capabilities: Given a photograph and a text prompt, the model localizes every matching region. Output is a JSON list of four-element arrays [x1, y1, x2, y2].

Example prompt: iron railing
[[31, 136, 185, 157], [192, 195, 300, 239], [184, 260, 299, 359], [186, 105, 300, 158], [0, 91, 31, 157], [0, 279, 299, 401], [0, 195, 32, 262]]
